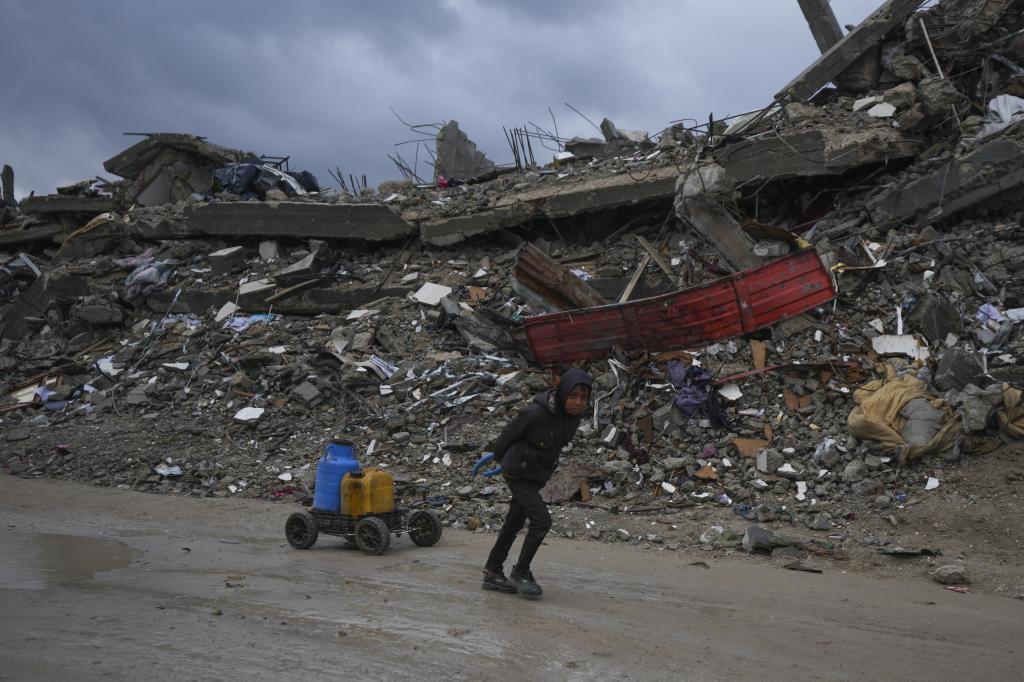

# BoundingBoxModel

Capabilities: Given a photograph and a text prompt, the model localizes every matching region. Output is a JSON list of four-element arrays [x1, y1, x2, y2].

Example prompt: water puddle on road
[[0, 532, 141, 590]]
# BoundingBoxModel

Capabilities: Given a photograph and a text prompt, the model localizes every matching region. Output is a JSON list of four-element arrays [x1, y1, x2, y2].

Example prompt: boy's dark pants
[[485, 477, 551, 573]]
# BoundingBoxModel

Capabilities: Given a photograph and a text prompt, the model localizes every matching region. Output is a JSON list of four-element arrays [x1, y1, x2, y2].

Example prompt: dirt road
[[1, 475, 1020, 681]]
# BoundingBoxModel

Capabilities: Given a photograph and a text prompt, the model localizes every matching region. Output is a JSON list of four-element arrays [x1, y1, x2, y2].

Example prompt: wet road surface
[[1, 475, 1020, 681]]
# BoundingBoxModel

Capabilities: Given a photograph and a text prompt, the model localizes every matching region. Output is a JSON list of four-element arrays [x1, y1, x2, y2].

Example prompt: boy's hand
[[471, 452, 495, 476]]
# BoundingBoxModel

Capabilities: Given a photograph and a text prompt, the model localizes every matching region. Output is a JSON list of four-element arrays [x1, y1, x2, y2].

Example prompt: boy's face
[[564, 384, 590, 416]]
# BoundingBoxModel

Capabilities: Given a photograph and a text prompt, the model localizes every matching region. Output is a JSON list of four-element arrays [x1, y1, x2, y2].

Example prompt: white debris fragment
[[871, 334, 930, 361], [867, 102, 897, 118], [233, 406, 265, 422], [717, 383, 743, 401], [412, 282, 453, 306]]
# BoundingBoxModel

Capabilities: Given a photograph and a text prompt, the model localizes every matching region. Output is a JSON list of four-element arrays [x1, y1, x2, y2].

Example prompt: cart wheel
[[408, 509, 443, 547], [355, 517, 391, 555], [285, 511, 319, 549]]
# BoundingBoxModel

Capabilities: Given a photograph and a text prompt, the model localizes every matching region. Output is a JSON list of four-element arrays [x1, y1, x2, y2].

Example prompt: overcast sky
[[1, 0, 884, 199]]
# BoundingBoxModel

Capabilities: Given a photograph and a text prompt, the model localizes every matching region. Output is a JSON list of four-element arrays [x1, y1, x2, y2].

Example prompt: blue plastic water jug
[[312, 438, 360, 512]]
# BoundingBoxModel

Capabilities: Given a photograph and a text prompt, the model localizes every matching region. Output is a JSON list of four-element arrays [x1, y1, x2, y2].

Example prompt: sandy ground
[[1, 475, 1021, 682]]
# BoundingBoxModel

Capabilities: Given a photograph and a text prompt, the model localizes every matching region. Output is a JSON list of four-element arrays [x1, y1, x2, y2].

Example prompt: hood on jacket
[[535, 367, 592, 416]]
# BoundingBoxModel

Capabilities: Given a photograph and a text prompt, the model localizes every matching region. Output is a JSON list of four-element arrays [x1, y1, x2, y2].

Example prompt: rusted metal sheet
[[512, 242, 607, 312], [523, 249, 835, 365]]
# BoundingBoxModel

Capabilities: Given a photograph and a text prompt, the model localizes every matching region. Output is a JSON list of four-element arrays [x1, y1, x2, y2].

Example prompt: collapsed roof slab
[[134, 201, 416, 242], [776, 0, 923, 101], [713, 126, 921, 182], [18, 195, 116, 214], [413, 165, 680, 246], [103, 133, 251, 180], [0, 224, 62, 248], [867, 135, 1024, 224]]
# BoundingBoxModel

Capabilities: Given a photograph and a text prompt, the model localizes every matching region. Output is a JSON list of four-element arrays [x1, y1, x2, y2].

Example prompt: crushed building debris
[[2, 0, 1024, 574]]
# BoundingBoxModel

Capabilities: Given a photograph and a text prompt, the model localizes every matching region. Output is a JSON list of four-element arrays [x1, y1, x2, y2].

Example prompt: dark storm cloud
[[0, 0, 880, 199]]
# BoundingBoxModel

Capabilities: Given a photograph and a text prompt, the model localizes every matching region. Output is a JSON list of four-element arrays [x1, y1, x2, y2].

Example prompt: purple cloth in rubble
[[668, 360, 715, 417]]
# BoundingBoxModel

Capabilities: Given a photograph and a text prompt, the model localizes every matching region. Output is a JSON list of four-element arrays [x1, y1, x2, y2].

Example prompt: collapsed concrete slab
[[133, 201, 416, 242], [104, 133, 257, 206], [413, 165, 680, 246], [18, 195, 116, 214], [867, 135, 1024, 224], [777, 0, 923, 101], [145, 284, 416, 316], [712, 126, 920, 182], [104, 133, 251, 180], [0, 224, 62, 248]]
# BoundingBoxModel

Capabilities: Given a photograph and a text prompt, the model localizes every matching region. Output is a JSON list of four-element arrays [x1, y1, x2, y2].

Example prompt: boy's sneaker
[[509, 567, 543, 597], [482, 570, 516, 594]]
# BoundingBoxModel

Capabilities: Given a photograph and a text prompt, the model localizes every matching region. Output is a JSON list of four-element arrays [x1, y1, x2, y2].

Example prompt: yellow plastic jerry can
[[341, 469, 395, 516]]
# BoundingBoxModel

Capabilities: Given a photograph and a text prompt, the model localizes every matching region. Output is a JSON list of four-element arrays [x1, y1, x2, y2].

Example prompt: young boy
[[475, 367, 592, 597]]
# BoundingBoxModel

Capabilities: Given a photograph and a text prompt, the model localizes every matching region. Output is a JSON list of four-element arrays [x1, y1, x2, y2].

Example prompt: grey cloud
[[1, 0, 882, 198]]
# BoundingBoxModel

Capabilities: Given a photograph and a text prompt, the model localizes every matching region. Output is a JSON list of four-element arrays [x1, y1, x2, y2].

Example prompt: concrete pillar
[[797, 0, 844, 53], [1, 164, 14, 206]]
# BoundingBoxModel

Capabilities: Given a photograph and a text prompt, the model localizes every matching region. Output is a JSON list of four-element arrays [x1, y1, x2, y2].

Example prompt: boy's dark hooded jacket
[[486, 368, 592, 485]]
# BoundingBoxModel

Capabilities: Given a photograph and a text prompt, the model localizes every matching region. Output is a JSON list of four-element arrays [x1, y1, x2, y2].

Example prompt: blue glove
[[472, 452, 495, 476], [481, 465, 502, 477]]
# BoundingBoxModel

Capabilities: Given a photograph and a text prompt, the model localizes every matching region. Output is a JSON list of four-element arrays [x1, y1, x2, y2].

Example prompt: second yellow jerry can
[[341, 469, 395, 516]]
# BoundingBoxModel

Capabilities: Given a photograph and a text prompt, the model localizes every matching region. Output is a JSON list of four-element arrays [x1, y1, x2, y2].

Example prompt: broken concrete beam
[[17, 195, 116, 214], [242, 286, 414, 315], [415, 165, 680, 246], [0, 224, 62, 248], [867, 136, 1024, 224], [147, 287, 234, 315], [712, 127, 920, 183], [207, 246, 246, 274], [150, 283, 414, 318], [796, 0, 882, 93], [674, 196, 760, 272], [797, 0, 844, 53], [776, 0, 923, 101], [512, 242, 607, 313], [434, 121, 496, 181], [136, 201, 416, 242]]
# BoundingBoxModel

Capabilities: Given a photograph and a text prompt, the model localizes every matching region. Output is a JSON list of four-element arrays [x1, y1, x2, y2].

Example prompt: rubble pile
[[2, 0, 1024, 567]]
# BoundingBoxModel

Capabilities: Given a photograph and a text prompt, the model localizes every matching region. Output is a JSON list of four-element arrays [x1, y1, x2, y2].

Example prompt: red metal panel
[[523, 249, 835, 365]]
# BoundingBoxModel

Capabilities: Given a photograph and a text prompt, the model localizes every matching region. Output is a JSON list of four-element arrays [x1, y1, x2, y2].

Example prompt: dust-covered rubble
[[2, 0, 1024, 594]]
